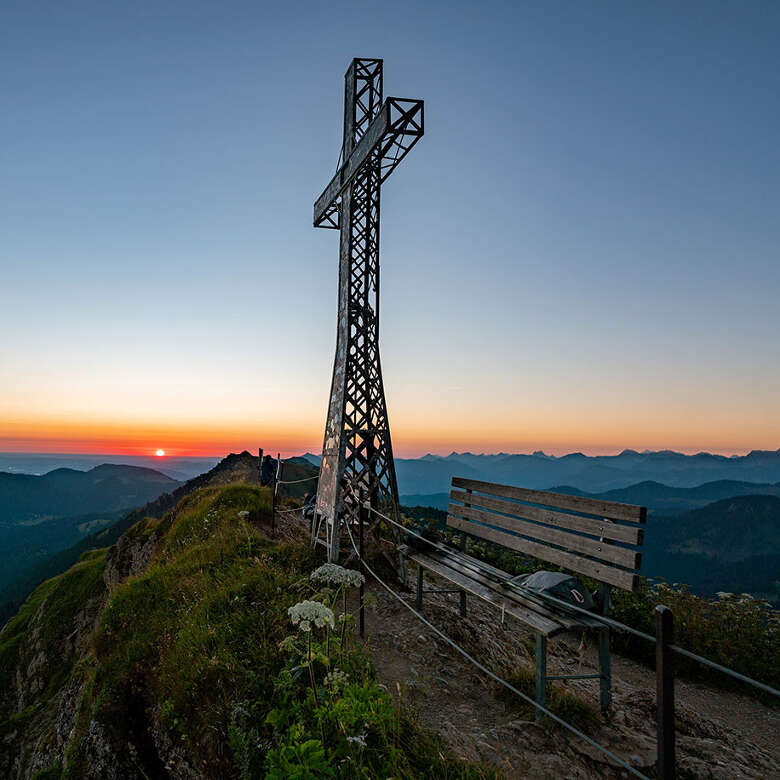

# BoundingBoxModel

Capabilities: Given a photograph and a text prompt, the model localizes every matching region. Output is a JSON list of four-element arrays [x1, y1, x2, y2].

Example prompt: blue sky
[[1, 1, 778, 456]]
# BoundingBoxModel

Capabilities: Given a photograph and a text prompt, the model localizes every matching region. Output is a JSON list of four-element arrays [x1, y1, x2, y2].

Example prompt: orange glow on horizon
[[1, 402, 777, 460], [0, 421, 773, 460]]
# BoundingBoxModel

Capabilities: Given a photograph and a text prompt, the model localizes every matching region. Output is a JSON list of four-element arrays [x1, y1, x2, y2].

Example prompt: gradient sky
[[1, 1, 779, 458]]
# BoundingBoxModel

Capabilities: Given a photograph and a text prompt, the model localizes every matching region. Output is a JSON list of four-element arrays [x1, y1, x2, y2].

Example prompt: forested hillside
[[0, 465, 180, 596]]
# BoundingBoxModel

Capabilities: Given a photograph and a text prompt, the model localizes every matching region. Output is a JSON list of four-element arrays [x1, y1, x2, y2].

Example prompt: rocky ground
[[347, 570, 780, 780]]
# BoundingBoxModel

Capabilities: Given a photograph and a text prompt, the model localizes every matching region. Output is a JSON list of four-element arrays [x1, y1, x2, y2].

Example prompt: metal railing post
[[656, 605, 676, 780]]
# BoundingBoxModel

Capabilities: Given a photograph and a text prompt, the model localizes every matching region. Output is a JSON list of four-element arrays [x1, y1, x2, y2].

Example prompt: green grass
[[31, 764, 63, 780], [495, 665, 601, 733], [0, 549, 107, 724], [47, 483, 493, 778]]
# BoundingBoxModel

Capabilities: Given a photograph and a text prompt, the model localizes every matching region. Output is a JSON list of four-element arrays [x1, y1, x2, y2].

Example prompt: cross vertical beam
[[312, 59, 423, 564]]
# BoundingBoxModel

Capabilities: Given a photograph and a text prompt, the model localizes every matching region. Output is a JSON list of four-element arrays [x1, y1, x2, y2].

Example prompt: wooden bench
[[405, 476, 646, 717]]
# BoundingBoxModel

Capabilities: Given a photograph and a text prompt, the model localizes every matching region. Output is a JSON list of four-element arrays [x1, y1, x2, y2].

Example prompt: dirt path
[[349, 578, 780, 780]]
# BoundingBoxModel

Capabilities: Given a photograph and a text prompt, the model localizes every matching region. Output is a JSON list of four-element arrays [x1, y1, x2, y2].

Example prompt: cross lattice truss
[[311, 58, 424, 570]]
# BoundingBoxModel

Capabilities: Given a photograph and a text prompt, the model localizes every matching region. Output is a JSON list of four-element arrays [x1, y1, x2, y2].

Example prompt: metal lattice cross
[[311, 58, 424, 565]]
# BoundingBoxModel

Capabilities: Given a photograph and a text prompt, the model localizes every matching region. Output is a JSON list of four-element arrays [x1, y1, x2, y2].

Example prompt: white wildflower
[[288, 600, 335, 633], [237, 510, 250, 518], [346, 734, 367, 747], [310, 563, 365, 587], [324, 669, 349, 692]]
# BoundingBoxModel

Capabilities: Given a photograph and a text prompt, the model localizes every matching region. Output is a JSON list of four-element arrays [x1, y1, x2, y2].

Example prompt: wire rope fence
[[342, 517, 652, 780], [278, 474, 320, 485], [354, 502, 779, 779]]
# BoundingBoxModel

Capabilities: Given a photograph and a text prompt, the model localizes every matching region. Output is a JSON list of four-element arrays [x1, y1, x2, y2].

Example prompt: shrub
[[610, 581, 779, 694], [495, 665, 601, 733]]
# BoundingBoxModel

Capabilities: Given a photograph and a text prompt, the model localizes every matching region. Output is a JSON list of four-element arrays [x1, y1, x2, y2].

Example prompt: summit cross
[[311, 58, 424, 563]]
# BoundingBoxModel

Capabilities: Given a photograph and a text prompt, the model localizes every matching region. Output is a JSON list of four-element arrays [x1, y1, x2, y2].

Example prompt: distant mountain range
[[401, 478, 780, 515], [0, 464, 180, 525], [0, 452, 218, 482], [305, 449, 780, 602], [301, 448, 780, 496], [4, 450, 779, 614]]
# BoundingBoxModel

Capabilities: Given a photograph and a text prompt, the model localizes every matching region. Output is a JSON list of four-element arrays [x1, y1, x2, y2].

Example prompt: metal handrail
[[344, 519, 651, 780], [367, 505, 780, 699]]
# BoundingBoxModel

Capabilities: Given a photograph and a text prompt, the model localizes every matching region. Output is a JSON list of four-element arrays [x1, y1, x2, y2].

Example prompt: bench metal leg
[[416, 566, 423, 611], [599, 583, 612, 717], [535, 633, 547, 720]]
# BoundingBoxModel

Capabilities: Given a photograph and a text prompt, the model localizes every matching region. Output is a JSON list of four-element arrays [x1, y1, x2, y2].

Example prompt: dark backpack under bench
[[404, 477, 646, 717]]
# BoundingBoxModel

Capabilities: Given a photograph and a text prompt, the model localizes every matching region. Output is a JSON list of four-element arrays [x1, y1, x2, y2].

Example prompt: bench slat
[[448, 503, 641, 570], [450, 489, 643, 546], [452, 477, 646, 524], [447, 514, 639, 591], [408, 551, 563, 635], [426, 549, 602, 632]]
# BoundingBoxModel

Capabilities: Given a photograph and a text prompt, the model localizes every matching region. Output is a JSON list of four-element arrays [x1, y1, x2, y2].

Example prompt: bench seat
[[406, 476, 647, 718], [405, 545, 603, 636]]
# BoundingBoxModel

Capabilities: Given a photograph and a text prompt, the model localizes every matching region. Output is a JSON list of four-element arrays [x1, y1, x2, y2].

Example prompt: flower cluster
[[323, 669, 349, 692], [237, 510, 250, 518], [288, 600, 335, 633], [310, 563, 365, 588], [346, 734, 367, 747]]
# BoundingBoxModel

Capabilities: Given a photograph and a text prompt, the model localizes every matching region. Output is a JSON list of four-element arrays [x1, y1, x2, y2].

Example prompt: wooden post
[[535, 633, 547, 720], [598, 582, 612, 717], [271, 479, 276, 537], [656, 605, 676, 780], [359, 499, 366, 637], [271, 453, 281, 538], [416, 565, 423, 611]]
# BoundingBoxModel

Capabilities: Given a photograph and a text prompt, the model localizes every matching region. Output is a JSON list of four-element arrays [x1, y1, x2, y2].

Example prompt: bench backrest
[[447, 477, 646, 592]]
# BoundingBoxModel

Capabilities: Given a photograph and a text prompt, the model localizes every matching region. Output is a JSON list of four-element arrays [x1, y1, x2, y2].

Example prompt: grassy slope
[[2, 482, 488, 779], [0, 548, 109, 776], [277, 457, 319, 501], [1, 452, 319, 626]]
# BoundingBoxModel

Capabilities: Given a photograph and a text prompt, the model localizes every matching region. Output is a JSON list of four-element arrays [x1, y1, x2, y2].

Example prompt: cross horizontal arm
[[314, 97, 424, 229]]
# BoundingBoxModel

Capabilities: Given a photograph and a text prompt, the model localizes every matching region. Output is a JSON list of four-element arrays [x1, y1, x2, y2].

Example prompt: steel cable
[[365, 505, 780, 699], [278, 474, 320, 485], [343, 520, 651, 780]]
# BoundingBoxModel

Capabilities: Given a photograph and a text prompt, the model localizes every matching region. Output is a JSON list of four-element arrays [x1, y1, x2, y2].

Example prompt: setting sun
[[155, 449, 165, 457]]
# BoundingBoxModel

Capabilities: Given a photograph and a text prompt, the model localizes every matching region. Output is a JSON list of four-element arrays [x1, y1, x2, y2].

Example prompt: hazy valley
[[2, 449, 778, 629]]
